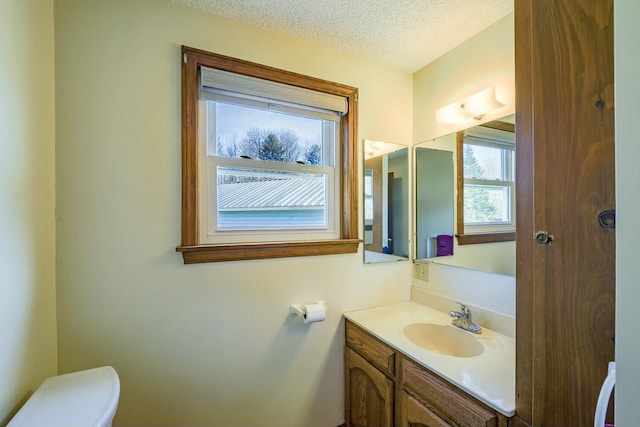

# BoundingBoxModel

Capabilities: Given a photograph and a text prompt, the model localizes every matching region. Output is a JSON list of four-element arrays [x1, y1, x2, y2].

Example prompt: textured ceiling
[[173, 0, 513, 72]]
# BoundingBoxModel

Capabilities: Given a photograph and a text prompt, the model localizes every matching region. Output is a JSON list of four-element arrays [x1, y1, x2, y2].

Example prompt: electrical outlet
[[414, 263, 427, 281]]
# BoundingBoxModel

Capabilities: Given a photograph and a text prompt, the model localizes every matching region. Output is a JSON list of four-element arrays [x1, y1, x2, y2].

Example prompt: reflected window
[[364, 170, 374, 244], [456, 121, 515, 244]]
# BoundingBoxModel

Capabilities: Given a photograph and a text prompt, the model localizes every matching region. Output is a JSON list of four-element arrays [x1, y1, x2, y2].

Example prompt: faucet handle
[[455, 301, 471, 316], [451, 302, 481, 334]]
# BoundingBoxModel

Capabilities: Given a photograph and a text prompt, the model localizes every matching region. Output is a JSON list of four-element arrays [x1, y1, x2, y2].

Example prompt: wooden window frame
[[456, 120, 516, 245], [176, 46, 360, 263]]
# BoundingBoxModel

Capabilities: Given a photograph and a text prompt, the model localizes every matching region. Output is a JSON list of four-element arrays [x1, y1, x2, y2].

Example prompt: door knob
[[534, 230, 554, 245]]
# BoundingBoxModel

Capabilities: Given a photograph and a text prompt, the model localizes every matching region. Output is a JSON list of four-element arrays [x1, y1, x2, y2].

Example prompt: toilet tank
[[8, 366, 120, 427]]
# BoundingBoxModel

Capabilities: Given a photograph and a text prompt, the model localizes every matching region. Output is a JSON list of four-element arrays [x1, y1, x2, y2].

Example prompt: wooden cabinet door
[[515, 1, 615, 426], [399, 392, 450, 427], [345, 347, 394, 427]]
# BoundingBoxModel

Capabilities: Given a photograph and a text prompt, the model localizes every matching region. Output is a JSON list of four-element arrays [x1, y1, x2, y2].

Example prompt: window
[[456, 121, 515, 244], [177, 46, 359, 263], [363, 169, 374, 244]]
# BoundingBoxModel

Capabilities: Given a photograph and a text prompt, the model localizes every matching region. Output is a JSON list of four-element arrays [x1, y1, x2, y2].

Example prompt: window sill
[[176, 239, 361, 263], [456, 232, 515, 245]]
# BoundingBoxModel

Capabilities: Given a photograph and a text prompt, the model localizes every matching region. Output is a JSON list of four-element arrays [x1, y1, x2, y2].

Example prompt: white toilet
[[8, 366, 120, 427]]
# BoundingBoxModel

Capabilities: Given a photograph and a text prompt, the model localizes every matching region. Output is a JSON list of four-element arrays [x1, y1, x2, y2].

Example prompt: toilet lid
[[7, 366, 120, 427]]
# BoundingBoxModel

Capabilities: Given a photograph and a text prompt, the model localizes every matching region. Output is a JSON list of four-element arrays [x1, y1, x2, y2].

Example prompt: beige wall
[[615, 1, 640, 425], [0, 0, 57, 423], [54, 0, 413, 426], [412, 13, 516, 277], [413, 13, 515, 143]]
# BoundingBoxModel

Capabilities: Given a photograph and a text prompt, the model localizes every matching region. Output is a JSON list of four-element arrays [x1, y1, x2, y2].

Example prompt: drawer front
[[400, 391, 450, 427], [401, 357, 497, 427], [346, 320, 395, 377]]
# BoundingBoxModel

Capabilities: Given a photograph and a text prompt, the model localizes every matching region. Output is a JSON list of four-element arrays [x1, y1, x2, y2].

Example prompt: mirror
[[363, 140, 409, 263], [413, 116, 515, 276]]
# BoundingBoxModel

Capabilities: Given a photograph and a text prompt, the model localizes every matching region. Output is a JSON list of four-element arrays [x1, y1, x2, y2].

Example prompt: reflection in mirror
[[414, 116, 515, 276], [415, 147, 454, 259], [363, 140, 409, 264], [457, 121, 515, 244]]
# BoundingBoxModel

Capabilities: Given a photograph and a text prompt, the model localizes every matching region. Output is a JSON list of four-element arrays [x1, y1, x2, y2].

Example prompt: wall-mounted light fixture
[[364, 140, 384, 158], [436, 85, 506, 125]]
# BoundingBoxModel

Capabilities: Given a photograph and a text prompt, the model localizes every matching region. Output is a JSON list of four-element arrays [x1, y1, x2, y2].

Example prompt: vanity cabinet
[[345, 320, 510, 427]]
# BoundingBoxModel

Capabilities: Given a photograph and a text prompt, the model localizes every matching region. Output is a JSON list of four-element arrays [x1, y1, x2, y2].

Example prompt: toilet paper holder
[[290, 301, 326, 323]]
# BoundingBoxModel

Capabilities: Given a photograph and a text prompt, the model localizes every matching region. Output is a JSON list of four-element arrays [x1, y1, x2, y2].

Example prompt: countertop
[[344, 301, 515, 417]]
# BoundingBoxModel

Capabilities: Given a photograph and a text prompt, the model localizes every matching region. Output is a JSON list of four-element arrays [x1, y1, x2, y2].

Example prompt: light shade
[[436, 85, 506, 125]]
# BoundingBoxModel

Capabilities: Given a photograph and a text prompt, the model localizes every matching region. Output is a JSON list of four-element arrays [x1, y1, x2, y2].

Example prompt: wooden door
[[515, 1, 616, 426], [345, 347, 394, 427]]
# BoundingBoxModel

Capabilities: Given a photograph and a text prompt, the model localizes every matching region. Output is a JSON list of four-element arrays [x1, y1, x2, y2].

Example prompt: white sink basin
[[403, 323, 484, 357]]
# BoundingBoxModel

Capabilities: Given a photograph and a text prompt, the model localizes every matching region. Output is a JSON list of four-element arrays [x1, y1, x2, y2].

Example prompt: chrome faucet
[[449, 302, 482, 334]]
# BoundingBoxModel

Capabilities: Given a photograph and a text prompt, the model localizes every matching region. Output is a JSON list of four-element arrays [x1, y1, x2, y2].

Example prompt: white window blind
[[464, 126, 515, 150], [200, 66, 348, 115]]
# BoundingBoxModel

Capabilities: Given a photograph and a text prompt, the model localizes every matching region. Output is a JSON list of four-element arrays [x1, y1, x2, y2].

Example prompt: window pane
[[217, 166, 327, 229], [215, 102, 330, 166], [364, 170, 373, 223], [464, 185, 511, 223], [463, 144, 513, 180], [364, 198, 373, 223]]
